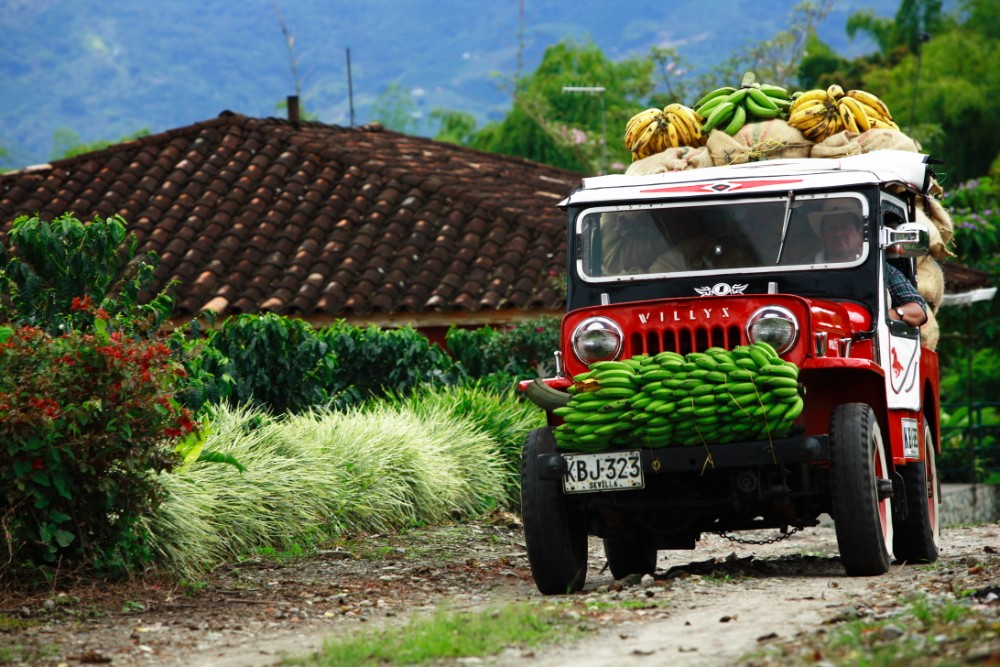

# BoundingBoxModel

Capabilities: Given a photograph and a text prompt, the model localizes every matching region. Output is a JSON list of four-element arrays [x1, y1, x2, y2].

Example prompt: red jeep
[[520, 150, 942, 595]]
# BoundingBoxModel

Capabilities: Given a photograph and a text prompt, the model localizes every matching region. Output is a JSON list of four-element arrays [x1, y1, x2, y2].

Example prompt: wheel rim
[[872, 424, 894, 550], [925, 425, 941, 543]]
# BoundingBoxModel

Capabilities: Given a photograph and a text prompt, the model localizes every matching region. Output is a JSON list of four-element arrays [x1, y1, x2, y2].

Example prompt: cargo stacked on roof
[[620, 72, 954, 351]]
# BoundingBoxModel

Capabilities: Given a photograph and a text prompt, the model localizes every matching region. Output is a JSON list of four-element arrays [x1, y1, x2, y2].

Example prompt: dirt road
[[2, 518, 998, 666], [495, 523, 998, 666]]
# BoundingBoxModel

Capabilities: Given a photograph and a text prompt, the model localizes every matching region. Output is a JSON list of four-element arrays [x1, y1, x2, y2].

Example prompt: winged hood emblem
[[695, 283, 749, 296]]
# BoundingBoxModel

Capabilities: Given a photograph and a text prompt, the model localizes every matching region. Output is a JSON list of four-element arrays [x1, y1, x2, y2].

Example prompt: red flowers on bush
[[0, 326, 199, 575], [70, 294, 94, 312]]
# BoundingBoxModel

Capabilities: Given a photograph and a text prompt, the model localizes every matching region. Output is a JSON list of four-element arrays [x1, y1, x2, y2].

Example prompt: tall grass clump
[[376, 382, 545, 506], [142, 401, 509, 578]]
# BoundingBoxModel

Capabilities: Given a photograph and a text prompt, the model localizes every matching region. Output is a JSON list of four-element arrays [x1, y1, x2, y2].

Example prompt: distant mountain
[[0, 0, 901, 168]]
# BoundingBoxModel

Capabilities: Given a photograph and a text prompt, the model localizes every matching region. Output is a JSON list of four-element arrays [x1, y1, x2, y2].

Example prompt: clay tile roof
[[0, 112, 581, 327]]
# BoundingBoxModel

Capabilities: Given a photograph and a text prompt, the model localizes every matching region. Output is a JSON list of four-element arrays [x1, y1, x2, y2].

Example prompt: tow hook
[[538, 454, 568, 480]]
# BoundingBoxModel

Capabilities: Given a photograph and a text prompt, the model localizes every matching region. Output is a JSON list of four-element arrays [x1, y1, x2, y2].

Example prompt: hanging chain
[[714, 526, 801, 545]]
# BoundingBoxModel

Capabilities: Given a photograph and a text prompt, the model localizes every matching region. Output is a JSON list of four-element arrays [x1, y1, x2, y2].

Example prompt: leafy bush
[[0, 213, 198, 581], [184, 316, 459, 414], [186, 313, 338, 414], [445, 316, 561, 391], [320, 322, 457, 407], [938, 178, 1000, 405], [943, 177, 1000, 272], [0, 213, 172, 336], [0, 326, 196, 579]]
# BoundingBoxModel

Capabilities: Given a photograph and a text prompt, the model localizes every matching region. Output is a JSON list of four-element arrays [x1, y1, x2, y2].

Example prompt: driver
[[815, 211, 928, 327], [816, 212, 864, 262]]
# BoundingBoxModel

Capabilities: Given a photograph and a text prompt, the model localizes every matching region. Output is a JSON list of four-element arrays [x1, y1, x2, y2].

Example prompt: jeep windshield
[[576, 194, 869, 282]]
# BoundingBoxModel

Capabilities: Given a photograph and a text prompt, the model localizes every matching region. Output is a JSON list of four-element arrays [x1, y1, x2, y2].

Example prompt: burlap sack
[[922, 195, 955, 246], [915, 205, 955, 260], [921, 307, 940, 351], [810, 130, 861, 158], [856, 128, 921, 154], [707, 121, 812, 166], [625, 145, 713, 176], [916, 255, 945, 313]]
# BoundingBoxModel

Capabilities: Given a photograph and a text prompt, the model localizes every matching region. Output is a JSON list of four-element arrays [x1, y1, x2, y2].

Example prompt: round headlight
[[571, 316, 624, 364], [746, 306, 799, 355]]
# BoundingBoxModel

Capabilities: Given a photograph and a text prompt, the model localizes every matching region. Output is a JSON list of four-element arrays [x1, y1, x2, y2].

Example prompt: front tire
[[829, 403, 894, 576], [603, 532, 657, 580], [521, 427, 588, 595], [893, 422, 940, 563]]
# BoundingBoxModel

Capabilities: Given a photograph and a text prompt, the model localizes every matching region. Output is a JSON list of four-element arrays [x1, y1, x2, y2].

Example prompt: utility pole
[[346, 47, 355, 127]]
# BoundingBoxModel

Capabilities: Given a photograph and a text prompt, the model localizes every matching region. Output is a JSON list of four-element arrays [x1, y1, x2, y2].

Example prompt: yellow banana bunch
[[788, 85, 900, 141], [662, 103, 704, 147], [844, 89, 899, 130], [787, 85, 845, 141], [624, 108, 661, 151], [624, 108, 669, 159], [624, 104, 705, 159], [693, 71, 793, 137]]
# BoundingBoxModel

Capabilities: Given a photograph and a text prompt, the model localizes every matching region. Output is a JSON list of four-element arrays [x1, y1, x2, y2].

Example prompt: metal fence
[[939, 402, 1000, 483]]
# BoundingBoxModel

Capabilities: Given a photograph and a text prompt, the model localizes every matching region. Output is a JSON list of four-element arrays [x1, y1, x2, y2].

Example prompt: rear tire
[[603, 532, 657, 580], [521, 427, 588, 595], [893, 423, 940, 563], [829, 403, 893, 576]]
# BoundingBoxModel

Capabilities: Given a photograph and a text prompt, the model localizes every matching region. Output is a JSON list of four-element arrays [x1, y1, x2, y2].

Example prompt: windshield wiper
[[774, 191, 796, 265]]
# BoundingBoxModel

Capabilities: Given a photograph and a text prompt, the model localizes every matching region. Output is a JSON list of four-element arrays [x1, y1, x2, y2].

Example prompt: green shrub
[[445, 324, 500, 378], [445, 316, 561, 390], [0, 213, 194, 581], [185, 316, 459, 414], [318, 322, 457, 407], [0, 326, 196, 579], [187, 313, 338, 414], [0, 213, 172, 336]]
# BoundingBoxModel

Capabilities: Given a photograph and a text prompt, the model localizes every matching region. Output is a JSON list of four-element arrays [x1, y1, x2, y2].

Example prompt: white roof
[[562, 150, 937, 206]]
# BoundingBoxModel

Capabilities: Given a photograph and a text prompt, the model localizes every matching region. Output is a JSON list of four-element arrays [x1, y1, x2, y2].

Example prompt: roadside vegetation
[[284, 602, 585, 667], [745, 589, 998, 666], [144, 396, 540, 580], [0, 213, 551, 586]]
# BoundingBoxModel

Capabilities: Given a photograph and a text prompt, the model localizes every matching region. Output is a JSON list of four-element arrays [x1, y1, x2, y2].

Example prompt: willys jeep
[[519, 150, 942, 595]]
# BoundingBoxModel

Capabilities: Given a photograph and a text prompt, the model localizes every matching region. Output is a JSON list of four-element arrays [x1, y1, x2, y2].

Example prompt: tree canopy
[[462, 40, 654, 174], [426, 0, 997, 183]]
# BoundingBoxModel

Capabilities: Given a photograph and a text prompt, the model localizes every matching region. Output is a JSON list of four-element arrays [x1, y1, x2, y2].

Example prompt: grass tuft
[[283, 602, 582, 666], [376, 382, 544, 505], [142, 392, 536, 578]]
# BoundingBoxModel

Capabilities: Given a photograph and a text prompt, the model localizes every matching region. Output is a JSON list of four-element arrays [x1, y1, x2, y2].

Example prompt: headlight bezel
[[746, 305, 799, 355], [570, 316, 624, 365]]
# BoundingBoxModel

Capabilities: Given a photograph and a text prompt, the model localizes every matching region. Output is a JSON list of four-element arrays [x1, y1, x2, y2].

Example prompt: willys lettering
[[637, 307, 730, 324]]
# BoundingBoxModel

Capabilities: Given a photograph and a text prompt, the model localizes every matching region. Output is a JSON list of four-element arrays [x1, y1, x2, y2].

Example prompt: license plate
[[562, 450, 644, 494]]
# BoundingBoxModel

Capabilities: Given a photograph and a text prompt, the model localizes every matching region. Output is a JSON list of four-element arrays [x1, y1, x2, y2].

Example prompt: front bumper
[[536, 434, 830, 481]]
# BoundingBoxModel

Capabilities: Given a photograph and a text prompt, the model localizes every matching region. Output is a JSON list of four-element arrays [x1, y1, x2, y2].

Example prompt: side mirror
[[881, 222, 930, 258]]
